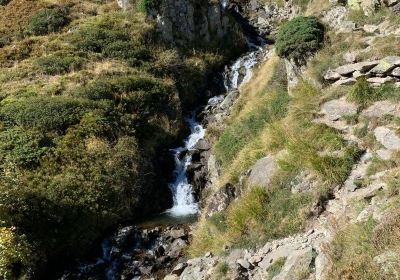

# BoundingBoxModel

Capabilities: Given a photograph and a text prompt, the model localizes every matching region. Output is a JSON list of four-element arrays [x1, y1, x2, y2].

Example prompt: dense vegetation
[[0, 0, 243, 278], [275, 16, 325, 64]]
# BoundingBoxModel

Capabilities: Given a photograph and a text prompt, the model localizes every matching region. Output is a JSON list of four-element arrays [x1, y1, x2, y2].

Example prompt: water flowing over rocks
[[60, 226, 191, 280]]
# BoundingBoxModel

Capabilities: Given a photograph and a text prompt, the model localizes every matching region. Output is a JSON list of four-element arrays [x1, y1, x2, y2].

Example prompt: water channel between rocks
[[60, 25, 268, 280]]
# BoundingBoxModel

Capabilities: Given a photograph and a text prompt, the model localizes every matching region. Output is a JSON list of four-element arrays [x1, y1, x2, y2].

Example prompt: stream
[[59, 7, 267, 280]]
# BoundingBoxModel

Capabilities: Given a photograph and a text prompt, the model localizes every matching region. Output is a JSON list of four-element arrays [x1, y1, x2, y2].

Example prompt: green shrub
[[0, 127, 51, 168], [35, 54, 84, 75], [27, 7, 70, 35], [136, 0, 158, 13], [0, 228, 36, 280], [71, 26, 130, 53], [0, 96, 107, 130], [276, 16, 325, 64]]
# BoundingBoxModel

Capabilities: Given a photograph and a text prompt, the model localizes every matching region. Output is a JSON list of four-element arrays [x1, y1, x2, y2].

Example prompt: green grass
[[267, 257, 286, 280], [328, 214, 400, 280], [347, 79, 400, 108], [215, 61, 289, 168]]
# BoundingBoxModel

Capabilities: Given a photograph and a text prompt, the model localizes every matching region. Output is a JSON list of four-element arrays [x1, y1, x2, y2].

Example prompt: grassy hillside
[[0, 0, 244, 278], [190, 4, 400, 278]]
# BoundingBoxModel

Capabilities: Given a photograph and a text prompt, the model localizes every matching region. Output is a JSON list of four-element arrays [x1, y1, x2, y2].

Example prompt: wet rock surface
[[60, 226, 191, 280]]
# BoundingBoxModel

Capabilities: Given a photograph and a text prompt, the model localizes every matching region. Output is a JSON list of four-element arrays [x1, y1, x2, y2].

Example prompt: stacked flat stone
[[324, 56, 400, 87]]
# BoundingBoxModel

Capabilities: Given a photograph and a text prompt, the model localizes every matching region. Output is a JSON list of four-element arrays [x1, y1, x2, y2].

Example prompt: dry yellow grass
[[232, 54, 279, 121]]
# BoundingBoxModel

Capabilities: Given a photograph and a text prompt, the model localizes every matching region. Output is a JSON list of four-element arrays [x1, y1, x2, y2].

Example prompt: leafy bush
[[27, 7, 69, 35], [0, 127, 51, 168], [0, 227, 35, 280], [136, 0, 158, 13], [275, 16, 325, 64], [35, 54, 84, 75], [71, 26, 130, 53], [0, 96, 106, 130]]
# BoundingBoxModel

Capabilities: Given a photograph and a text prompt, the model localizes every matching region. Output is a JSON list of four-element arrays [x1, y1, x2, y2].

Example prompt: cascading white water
[[165, 115, 205, 217], [166, 47, 266, 217]]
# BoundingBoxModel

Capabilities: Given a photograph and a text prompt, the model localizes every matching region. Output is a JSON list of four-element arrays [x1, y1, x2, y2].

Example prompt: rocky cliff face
[[148, 0, 239, 46]]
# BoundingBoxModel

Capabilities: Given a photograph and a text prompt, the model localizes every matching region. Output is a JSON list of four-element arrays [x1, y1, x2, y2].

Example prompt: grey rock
[[343, 52, 358, 63], [332, 78, 357, 86], [117, 0, 132, 10], [193, 139, 211, 151], [324, 70, 341, 81], [374, 126, 400, 150], [172, 263, 188, 276], [383, 0, 400, 6], [392, 2, 400, 13], [391, 67, 400, 77], [335, 61, 379, 75], [366, 76, 395, 84], [205, 183, 236, 217], [362, 100, 400, 118], [363, 24, 379, 33], [370, 56, 400, 74], [321, 98, 358, 121], [237, 259, 252, 270], [376, 149, 393, 160], [168, 229, 186, 240], [219, 90, 239, 111], [247, 156, 277, 188]]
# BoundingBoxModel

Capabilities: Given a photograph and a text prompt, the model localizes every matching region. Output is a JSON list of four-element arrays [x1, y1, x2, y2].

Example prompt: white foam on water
[[165, 115, 205, 217]]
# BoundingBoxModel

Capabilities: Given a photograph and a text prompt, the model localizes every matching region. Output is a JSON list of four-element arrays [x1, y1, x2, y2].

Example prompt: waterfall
[[165, 46, 266, 218], [165, 114, 205, 217]]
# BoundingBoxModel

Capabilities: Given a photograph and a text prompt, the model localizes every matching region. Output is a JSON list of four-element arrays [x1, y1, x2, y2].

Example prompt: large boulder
[[321, 97, 358, 121], [247, 156, 277, 188]]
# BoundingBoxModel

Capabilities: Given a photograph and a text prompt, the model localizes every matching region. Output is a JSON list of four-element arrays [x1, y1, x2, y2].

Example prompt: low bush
[[276, 16, 325, 64], [0, 227, 36, 280], [0, 96, 107, 130], [0, 0, 10, 6], [35, 54, 84, 75], [71, 26, 130, 53], [27, 7, 69, 35], [0, 127, 51, 168]]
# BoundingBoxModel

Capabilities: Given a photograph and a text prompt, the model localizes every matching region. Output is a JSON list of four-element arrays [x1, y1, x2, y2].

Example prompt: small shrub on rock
[[27, 7, 69, 35], [275, 16, 325, 64]]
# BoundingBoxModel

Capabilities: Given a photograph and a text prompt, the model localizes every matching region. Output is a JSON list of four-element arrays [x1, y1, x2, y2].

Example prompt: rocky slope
[[161, 0, 400, 280]]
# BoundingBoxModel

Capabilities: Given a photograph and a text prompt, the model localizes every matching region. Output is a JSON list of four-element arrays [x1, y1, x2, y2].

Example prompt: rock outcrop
[[148, 0, 240, 46], [324, 56, 400, 86]]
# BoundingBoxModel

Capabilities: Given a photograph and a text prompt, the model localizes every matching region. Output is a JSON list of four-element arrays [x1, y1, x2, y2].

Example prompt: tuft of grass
[[190, 173, 313, 255], [267, 257, 286, 280], [328, 218, 381, 280], [328, 212, 400, 279], [215, 59, 289, 170], [215, 261, 229, 278], [347, 78, 400, 108]]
